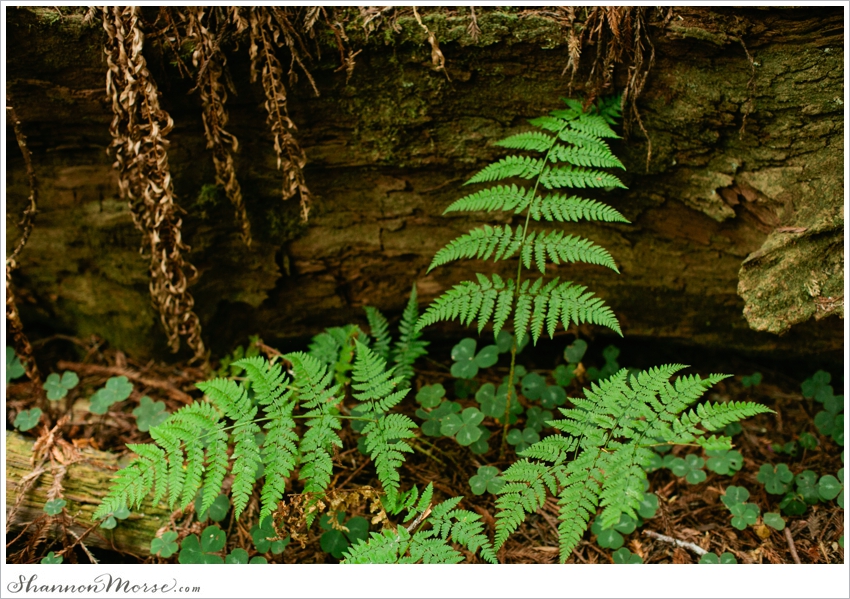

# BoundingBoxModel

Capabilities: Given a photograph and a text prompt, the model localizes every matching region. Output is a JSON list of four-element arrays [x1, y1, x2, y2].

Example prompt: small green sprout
[[14, 408, 42, 432], [506, 427, 540, 452], [612, 547, 642, 564], [741, 372, 762, 388], [468, 466, 505, 495], [563, 339, 588, 364], [41, 552, 63, 564], [150, 531, 179, 558], [43, 499, 67, 516], [757, 463, 794, 495], [178, 525, 226, 564], [416, 400, 461, 437], [251, 517, 289, 554], [670, 454, 707, 484], [132, 396, 170, 432], [100, 504, 130, 530], [450, 338, 498, 379], [6, 346, 26, 384], [441, 407, 486, 446], [700, 552, 737, 564], [90, 376, 134, 415], [415, 384, 445, 409], [762, 512, 786, 531], [43, 371, 79, 401], [705, 449, 743, 476]]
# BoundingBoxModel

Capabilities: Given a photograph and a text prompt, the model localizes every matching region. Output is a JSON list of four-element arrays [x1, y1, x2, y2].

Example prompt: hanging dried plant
[[5, 102, 42, 387], [184, 7, 252, 246], [102, 6, 205, 360], [245, 7, 313, 222]]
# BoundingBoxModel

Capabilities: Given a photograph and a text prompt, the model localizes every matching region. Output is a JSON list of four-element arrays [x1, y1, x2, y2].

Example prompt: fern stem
[[500, 122, 569, 454]]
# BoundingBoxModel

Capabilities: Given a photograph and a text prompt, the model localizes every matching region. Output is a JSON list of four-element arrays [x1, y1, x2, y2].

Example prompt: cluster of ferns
[[95, 97, 768, 563]]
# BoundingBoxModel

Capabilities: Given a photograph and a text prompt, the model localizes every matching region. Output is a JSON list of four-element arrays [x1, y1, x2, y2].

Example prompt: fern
[[341, 484, 497, 564], [417, 97, 628, 345], [493, 365, 772, 562]]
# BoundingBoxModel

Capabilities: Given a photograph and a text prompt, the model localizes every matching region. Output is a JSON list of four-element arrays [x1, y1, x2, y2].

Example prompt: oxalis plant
[[415, 96, 770, 562]]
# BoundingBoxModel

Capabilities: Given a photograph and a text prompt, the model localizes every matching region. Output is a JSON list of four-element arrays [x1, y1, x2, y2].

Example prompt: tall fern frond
[[364, 306, 392, 362], [391, 285, 429, 386], [466, 155, 545, 185]]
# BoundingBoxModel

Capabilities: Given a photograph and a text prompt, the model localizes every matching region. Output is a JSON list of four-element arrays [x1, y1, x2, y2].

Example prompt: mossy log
[[4, 6, 843, 362], [5, 431, 169, 557]]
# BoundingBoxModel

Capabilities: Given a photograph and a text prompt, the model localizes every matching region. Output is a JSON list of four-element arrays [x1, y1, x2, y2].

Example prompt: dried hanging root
[[184, 7, 252, 246], [245, 7, 313, 221], [102, 6, 205, 361], [6, 103, 42, 386]]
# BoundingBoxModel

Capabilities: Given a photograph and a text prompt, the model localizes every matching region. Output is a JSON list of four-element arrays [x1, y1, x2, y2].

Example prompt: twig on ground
[[784, 527, 802, 564], [643, 529, 708, 556]]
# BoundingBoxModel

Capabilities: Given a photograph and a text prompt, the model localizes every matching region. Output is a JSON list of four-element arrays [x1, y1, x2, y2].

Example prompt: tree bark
[[4, 7, 843, 362]]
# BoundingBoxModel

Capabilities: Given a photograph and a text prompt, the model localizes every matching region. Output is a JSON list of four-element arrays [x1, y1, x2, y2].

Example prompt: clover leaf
[[100, 504, 130, 530], [441, 407, 485, 446], [251, 517, 289, 554], [637, 493, 659, 520], [794, 470, 820, 504], [700, 552, 737, 564], [723, 422, 743, 436], [507, 427, 540, 453], [763, 512, 786, 531], [741, 372, 762, 388], [801, 370, 833, 403], [14, 408, 42, 432], [196, 493, 231, 523], [44, 499, 67, 516], [729, 502, 760, 530], [416, 400, 461, 437], [520, 372, 547, 400], [321, 530, 348, 559], [757, 463, 793, 495], [799, 432, 818, 450], [320, 514, 370, 559], [6, 347, 26, 384], [179, 525, 226, 564], [817, 474, 842, 501], [450, 338, 499, 379], [41, 552, 63, 564], [469, 426, 491, 455], [495, 330, 513, 353], [224, 548, 268, 564], [525, 406, 554, 433], [539, 385, 567, 409], [587, 345, 620, 382], [132, 396, 170, 432], [475, 383, 522, 422], [612, 547, 642, 564], [721, 486, 750, 508], [705, 449, 743, 476], [416, 384, 445, 409], [778, 493, 807, 516], [43, 371, 79, 401], [564, 339, 588, 364], [814, 410, 843, 445], [469, 466, 505, 495], [553, 363, 577, 387], [670, 454, 707, 484], [591, 514, 637, 550], [151, 531, 179, 558]]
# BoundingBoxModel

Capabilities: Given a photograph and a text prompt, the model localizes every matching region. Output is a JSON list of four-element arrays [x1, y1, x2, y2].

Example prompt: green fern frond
[[549, 142, 625, 169], [556, 460, 603, 559], [443, 184, 532, 215], [353, 341, 408, 414], [428, 225, 522, 271], [416, 273, 516, 336], [539, 165, 625, 190], [569, 112, 622, 139], [364, 306, 392, 362], [495, 130, 555, 152], [392, 285, 428, 387], [465, 155, 545, 185], [494, 459, 564, 549]]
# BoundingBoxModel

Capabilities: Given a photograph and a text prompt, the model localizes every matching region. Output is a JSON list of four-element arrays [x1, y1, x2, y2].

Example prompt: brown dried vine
[[5, 102, 42, 386], [184, 7, 252, 246], [102, 6, 205, 360]]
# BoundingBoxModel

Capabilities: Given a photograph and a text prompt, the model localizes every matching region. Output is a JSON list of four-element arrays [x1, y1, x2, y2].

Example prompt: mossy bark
[[5, 7, 843, 361]]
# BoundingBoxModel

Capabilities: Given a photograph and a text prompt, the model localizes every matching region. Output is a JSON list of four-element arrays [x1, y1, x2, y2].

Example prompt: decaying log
[[5, 431, 170, 557]]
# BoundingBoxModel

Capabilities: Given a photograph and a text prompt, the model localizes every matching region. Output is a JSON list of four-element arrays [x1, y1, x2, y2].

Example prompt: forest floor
[[5, 333, 845, 565]]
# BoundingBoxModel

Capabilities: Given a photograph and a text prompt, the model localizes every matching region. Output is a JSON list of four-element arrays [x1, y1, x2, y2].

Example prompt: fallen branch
[[642, 529, 708, 556], [784, 527, 802, 564]]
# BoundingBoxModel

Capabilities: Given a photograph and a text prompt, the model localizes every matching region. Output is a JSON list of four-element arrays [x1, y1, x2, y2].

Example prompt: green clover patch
[[612, 547, 642, 564], [729, 502, 759, 530], [705, 449, 743, 476], [90, 376, 134, 415], [539, 385, 567, 409], [553, 363, 577, 387], [41, 552, 63, 564], [817, 474, 842, 501], [133, 396, 169, 432], [520, 372, 546, 400], [251, 517, 289, 554], [6, 347, 26, 384], [525, 406, 553, 433], [100, 504, 130, 530], [43, 371, 79, 401], [225, 548, 268, 564], [43, 499, 67, 516], [441, 407, 485, 446], [763, 512, 785, 531], [416, 400, 461, 437], [563, 339, 588, 364], [741, 372, 762, 388], [14, 408, 42, 432], [700, 552, 737, 564], [507, 427, 540, 453], [801, 370, 833, 403], [196, 493, 231, 522], [721, 485, 750, 508], [450, 338, 499, 379], [670, 454, 707, 484], [757, 463, 794, 495], [179, 525, 226, 564]]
